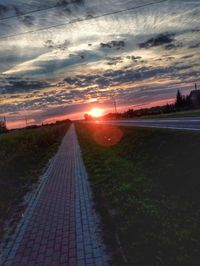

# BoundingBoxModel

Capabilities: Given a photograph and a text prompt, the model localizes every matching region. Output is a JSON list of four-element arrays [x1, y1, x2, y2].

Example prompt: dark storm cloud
[[126, 55, 142, 62], [56, 0, 84, 6], [13, 5, 21, 15], [105, 56, 124, 65], [0, 3, 21, 17], [138, 28, 200, 51], [155, 56, 175, 62], [20, 15, 35, 27], [54, 0, 85, 15], [64, 74, 110, 88], [189, 43, 200, 49], [44, 39, 70, 50], [100, 40, 125, 50], [0, 4, 8, 15], [0, 77, 52, 94], [64, 64, 199, 90], [191, 29, 200, 33], [64, 67, 153, 88], [139, 33, 175, 49], [181, 54, 194, 59], [164, 42, 183, 50], [44, 40, 54, 49]]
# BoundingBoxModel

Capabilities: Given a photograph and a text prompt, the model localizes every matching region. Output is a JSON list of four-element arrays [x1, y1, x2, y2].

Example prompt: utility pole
[[4, 116, 6, 129], [111, 95, 117, 114], [23, 108, 28, 127]]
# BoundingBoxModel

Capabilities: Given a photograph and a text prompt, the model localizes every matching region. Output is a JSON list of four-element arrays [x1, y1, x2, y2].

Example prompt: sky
[[0, 0, 199, 128]]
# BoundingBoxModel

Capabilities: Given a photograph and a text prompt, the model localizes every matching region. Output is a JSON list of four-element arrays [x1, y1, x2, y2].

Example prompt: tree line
[[85, 89, 198, 120], [0, 120, 8, 134]]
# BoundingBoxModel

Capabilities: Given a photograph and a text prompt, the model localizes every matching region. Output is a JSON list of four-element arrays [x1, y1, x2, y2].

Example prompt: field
[[0, 123, 70, 239], [76, 123, 200, 266]]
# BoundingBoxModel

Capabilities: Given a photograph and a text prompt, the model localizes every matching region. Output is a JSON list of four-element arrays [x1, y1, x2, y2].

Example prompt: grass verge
[[144, 109, 200, 119], [76, 122, 200, 266], [0, 122, 70, 239]]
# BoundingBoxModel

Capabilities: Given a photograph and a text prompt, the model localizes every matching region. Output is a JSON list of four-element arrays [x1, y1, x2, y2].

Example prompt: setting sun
[[89, 108, 104, 117]]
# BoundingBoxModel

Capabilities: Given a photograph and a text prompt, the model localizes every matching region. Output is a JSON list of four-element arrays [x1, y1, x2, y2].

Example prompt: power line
[[0, 0, 169, 22], [18, 1, 51, 9], [17, 1, 47, 9], [0, 3, 59, 22], [0, 0, 168, 40], [18, 2, 41, 8]]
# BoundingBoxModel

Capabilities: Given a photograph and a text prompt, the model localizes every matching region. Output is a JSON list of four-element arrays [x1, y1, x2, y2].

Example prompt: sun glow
[[89, 108, 104, 117]]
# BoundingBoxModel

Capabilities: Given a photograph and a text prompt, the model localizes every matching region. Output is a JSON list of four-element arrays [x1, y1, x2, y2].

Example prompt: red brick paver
[[1, 125, 108, 266]]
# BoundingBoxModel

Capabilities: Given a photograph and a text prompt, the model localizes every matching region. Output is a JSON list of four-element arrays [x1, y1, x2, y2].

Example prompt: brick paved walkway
[[1, 124, 109, 266]]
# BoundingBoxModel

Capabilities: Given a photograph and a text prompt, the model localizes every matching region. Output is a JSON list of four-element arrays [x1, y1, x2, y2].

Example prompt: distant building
[[190, 84, 200, 108]]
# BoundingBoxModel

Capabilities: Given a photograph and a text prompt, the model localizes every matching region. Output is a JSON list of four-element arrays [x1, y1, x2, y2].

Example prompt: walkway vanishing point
[[1, 124, 109, 266]]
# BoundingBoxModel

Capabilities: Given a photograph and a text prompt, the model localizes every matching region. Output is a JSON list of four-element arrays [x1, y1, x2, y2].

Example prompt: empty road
[[92, 117, 200, 131]]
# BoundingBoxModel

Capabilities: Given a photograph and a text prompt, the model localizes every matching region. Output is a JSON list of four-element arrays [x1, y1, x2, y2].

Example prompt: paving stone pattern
[[2, 124, 109, 266]]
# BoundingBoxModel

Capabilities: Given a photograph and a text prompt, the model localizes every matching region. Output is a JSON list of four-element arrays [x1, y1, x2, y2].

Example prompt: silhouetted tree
[[185, 95, 191, 108], [125, 109, 135, 118], [175, 90, 184, 109], [84, 114, 92, 121], [175, 90, 192, 110], [0, 120, 8, 133]]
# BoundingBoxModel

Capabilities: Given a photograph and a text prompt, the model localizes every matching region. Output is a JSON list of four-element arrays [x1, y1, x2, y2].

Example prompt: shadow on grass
[[76, 122, 200, 266]]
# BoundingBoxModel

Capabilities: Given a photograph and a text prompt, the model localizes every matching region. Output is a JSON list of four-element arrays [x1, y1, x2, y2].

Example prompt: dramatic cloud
[[164, 43, 183, 50], [100, 40, 125, 50], [126, 55, 142, 62], [56, 0, 84, 6], [0, 4, 8, 15], [0, 0, 199, 127], [44, 39, 70, 50], [189, 43, 200, 49], [0, 77, 52, 94], [139, 33, 175, 49], [20, 15, 35, 27], [105, 56, 123, 65], [64, 63, 199, 90]]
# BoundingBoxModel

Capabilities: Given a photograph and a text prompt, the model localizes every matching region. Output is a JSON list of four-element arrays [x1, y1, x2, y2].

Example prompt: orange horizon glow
[[88, 108, 104, 117], [5, 97, 175, 129]]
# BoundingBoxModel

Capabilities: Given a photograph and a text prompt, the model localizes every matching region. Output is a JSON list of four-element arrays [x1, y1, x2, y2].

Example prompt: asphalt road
[[91, 117, 200, 131]]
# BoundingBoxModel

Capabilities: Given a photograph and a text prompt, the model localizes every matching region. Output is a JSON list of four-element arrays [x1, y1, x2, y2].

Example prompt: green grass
[[0, 122, 70, 238], [144, 109, 200, 119], [76, 123, 200, 266]]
